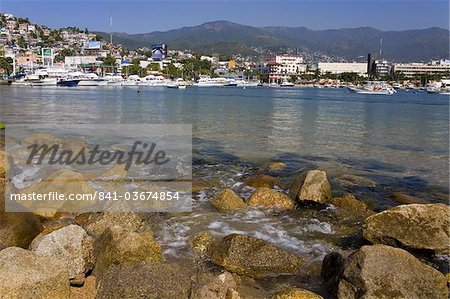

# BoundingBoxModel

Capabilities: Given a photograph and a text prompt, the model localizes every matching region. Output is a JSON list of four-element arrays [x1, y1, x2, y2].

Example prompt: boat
[[78, 73, 108, 86], [145, 75, 167, 86], [193, 76, 226, 87], [236, 79, 260, 87], [166, 78, 187, 89], [57, 78, 80, 87], [279, 79, 295, 87], [426, 80, 450, 94], [105, 75, 124, 86], [347, 81, 396, 95], [28, 74, 57, 86]]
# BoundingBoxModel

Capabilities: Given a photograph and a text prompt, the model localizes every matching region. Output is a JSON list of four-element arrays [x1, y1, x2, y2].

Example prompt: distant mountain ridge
[[96, 21, 449, 62]]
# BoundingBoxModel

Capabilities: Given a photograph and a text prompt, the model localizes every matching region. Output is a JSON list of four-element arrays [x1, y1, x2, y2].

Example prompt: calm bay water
[[1, 85, 448, 190]]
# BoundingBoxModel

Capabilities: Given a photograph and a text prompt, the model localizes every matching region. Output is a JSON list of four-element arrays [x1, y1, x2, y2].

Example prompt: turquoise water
[[1, 86, 448, 191]]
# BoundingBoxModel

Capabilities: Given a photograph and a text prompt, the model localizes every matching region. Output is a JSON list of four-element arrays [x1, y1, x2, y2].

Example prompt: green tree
[[102, 55, 117, 66], [0, 57, 13, 75], [54, 48, 76, 63]]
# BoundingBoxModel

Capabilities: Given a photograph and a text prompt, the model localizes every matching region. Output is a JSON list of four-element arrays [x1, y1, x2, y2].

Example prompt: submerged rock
[[391, 192, 423, 204], [330, 193, 374, 218], [0, 210, 42, 249], [339, 174, 377, 188], [24, 132, 61, 145], [0, 247, 70, 298], [298, 170, 332, 204], [321, 245, 448, 299], [211, 234, 304, 278], [363, 204, 450, 254], [272, 288, 324, 299], [96, 261, 194, 298], [246, 174, 284, 188], [248, 187, 295, 210], [101, 163, 128, 179], [94, 226, 162, 275], [194, 271, 239, 299], [29, 224, 94, 284], [211, 189, 246, 212], [268, 162, 287, 172]]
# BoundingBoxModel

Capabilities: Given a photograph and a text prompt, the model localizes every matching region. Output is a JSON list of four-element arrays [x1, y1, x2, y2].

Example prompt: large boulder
[[96, 261, 194, 298], [247, 187, 295, 210], [211, 234, 304, 278], [29, 225, 94, 284], [75, 211, 143, 236], [321, 245, 448, 298], [297, 170, 332, 204], [0, 247, 70, 298], [246, 175, 284, 188], [194, 271, 239, 299], [0, 210, 42, 249], [94, 226, 162, 275], [211, 189, 246, 212], [272, 288, 323, 299], [20, 169, 96, 219], [363, 204, 450, 254]]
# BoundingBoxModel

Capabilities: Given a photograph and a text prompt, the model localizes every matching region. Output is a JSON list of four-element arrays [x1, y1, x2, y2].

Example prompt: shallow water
[[1, 85, 449, 293]]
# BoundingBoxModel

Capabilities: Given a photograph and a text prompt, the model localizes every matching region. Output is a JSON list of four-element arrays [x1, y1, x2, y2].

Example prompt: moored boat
[[347, 81, 396, 95]]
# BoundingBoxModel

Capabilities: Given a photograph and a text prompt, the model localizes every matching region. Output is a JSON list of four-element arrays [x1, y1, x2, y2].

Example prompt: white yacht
[[426, 80, 450, 94], [122, 75, 140, 86], [145, 75, 167, 87], [105, 75, 124, 86], [166, 78, 187, 89], [194, 76, 226, 87], [78, 73, 108, 86], [348, 81, 396, 95], [279, 79, 295, 87]]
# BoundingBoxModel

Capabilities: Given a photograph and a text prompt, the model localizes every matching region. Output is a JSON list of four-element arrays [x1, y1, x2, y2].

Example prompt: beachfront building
[[264, 54, 306, 83], [393, 60, 450, 77], [373, 60, 393, 76], [318, 62, 367, 76]]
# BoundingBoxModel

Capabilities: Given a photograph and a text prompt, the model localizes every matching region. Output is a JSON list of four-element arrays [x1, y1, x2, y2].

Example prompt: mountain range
[[96, 21, 449, 62]]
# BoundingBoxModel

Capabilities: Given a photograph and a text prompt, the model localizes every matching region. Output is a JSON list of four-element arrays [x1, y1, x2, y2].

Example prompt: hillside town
[[1, 13, 449, 91]]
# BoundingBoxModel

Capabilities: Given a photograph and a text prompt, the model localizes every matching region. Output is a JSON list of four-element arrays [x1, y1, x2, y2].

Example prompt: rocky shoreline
[[0, 134, 449, 298]]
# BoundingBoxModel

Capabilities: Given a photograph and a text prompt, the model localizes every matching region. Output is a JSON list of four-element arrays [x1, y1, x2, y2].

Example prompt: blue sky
[[1, 0, 448, 33]]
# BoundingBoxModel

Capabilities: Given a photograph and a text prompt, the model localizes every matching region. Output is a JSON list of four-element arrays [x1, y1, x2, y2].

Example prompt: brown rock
[[0, 247, 70, 298], [24, 132, 61, 145], [195, 272, 238, 299], [246, 174, 284, 188], [94, 226, 162, 275], [391, 192, 423, 204], [211, 189, 246, 212], [322, 245, 448, 299], [363, 204, 450, 254], [272, 288, 324, 299], [76, 211, 143, 236], [330, 193, 374, 218], [248, 187, 295, 210], [339, 174, 377, 188], [0, 210, 42, 249], [211, 234, 304, 278], [289, 171, 308, 199], [70, 275, 97, 299], [189, 231, 219, 257], [298, 170, 332, 204]]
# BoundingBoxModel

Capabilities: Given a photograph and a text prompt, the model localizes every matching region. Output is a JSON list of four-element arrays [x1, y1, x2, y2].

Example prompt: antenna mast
[[109, 15, 113, 44]]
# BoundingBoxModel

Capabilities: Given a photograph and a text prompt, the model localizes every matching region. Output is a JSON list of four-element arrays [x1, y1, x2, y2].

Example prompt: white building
[[393, 60, 450, 77], [64, 56, 98, 66], [318, 62, 367, 76], [264, 54, 306, 82]]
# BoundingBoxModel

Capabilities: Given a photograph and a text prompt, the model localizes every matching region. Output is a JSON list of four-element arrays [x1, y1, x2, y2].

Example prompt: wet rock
[[0, 150, 13, 178], [248, 187, 295, 210], [94, 226, 162, 275], [194, 271, 238, 299], [321, 245, 448, 298], [289, 171, 308, 199], [0, 247, 70, 298], [268, 162, 287, 172], [211, 189, 246, 212], [24, 132, 61, 145], [96, 261, 194, 298], [29, 225, 94, 284], [75, 211, 142, 236], [192, 179, 213, 193], [330, 194, 374, 218], [189, 231, 220, 257], [246, 174, 284, 188], [339, 174, 377, 188], [363, 204, 450, 254], [62, 138, 89, 153], [101, 163, 128, 179], [391, 192, 423, 204], [211, 234, 304, 278], [0, 210, 42, 249], [298, 170, 332, 204], [20, 169, 96, 219], [70, 275, 97, 299], [272, 288, 324, 299]]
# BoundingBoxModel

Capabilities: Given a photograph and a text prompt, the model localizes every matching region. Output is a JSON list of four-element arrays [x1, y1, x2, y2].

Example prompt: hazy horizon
[[0, 0, 448, 34]]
